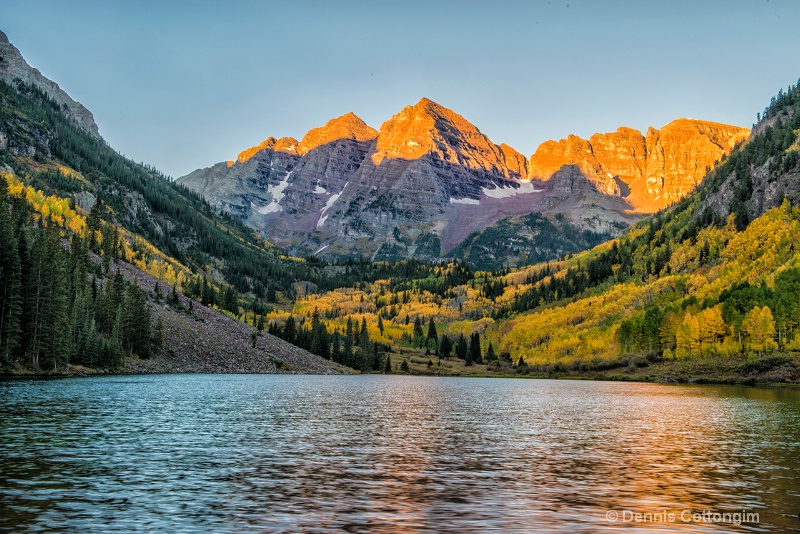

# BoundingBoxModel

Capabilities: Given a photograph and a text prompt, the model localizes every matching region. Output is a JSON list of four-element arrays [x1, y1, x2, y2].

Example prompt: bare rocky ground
[[114, 260, 350, 375]]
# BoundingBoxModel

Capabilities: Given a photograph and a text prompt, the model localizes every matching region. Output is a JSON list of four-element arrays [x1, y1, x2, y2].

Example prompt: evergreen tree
[[310, 310, 330, 358], [485, 342, 496, 361], [0, 181, 22, 362], [469, 332, 482, 364], [283, 315, 297, 344], [343, 317, 354, 367], [439, 335, 452, 359], [167, 284, 180, 307], [121, 285, 151, 358], [330, 331, 341, 364], [455, 334, 468, 360], [426, 317, 438, 343], [413, 316, 425, 347]]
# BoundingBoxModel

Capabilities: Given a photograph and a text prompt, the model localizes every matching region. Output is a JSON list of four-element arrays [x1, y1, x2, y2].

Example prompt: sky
[[3, 0, 799, 179]]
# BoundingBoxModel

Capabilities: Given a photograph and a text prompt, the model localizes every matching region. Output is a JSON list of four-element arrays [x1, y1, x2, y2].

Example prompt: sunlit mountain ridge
[[178, 97, 748, 269]]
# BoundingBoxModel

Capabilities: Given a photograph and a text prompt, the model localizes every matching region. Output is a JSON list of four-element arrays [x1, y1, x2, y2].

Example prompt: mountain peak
[[0, 30, 100, 138], [297, 112, 377, 155], [406, 97, 461, 121], [237, 136, 298, 163], [371, 97, 518, 175]]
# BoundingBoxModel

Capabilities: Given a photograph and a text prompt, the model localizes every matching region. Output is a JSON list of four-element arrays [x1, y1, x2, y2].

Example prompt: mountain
[[278, 80, 800, 383], [0, 30, 100, 139], [178, 99, 748, 266], [528, 119, 749, 211], [0, 31, 353, 375]]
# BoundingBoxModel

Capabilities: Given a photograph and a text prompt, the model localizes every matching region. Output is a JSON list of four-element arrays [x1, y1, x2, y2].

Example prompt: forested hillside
[[0, 77, 353, 373], [3, 66, 800, 383], [262, 81, 800, 383]]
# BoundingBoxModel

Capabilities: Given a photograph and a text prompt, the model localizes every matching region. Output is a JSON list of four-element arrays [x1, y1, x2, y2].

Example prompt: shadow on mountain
[[184, 139, 639, 262]]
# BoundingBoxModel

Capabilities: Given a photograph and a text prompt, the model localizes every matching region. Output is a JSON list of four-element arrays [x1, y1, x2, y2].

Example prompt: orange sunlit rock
[[237, 136, 299, 163], [371, 98, 527, 179], [528, 120, 749, 211], [297, 112, 378, 155]]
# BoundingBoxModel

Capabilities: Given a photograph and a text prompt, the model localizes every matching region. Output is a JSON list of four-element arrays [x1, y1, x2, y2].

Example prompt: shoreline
[[3, 354, 799, 390]]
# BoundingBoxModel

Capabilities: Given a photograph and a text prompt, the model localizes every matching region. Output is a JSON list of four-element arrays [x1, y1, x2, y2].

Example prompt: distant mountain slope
[[0, 30, 100, 138], [271, 80, 800, 384], [0, 31, 354, 374], [528, 119, 749, 212], [178, 98, 747, 266]]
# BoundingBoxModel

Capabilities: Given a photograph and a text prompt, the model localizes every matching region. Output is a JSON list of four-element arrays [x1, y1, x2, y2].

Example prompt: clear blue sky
[[3, 0, 799, 179]]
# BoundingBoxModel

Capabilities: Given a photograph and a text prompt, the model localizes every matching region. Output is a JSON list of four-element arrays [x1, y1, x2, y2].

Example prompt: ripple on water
[[1, 375, 799, 532]]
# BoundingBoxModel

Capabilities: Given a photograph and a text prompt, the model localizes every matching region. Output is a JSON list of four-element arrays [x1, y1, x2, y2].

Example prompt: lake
[[1, 375, 799, 532]]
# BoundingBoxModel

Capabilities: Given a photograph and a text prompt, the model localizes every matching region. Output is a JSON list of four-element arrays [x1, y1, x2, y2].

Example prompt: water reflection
[[1, 375, 798, 532]]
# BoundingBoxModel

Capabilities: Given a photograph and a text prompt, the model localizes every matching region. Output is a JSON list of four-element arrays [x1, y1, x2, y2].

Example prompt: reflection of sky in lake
[[1, 375, 798, 532]]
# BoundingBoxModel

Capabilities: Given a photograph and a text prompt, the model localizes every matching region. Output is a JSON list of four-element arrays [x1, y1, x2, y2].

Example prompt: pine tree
[[413, 316, 424, 347], [486, 342, 496, 361], [0, 182, 23, 362], [122, 285, 151, 358], [426, 317, 438, 342], [283, 315, 297, 344], [310, 309, 329, 358], [343, 317, 354, 367], [331, 331, 341, 364], [167, 284, 180, 307], [469, 332, 482, 364], [439, 335, 452, 359], [455, 334, 468, 360]]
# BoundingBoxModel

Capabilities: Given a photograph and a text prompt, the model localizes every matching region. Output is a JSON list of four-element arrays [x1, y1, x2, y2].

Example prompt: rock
[[530, 119, 749, 212], [177, 99, 748, 262], [297, 112, 377, 155], [0, 30, 101, 139]]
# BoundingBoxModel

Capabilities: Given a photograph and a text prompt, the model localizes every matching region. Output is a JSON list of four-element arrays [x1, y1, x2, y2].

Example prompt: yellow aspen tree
[[699, 305, 728, 346], [676, 312, 700, 358], [742, 305, 778, 354]]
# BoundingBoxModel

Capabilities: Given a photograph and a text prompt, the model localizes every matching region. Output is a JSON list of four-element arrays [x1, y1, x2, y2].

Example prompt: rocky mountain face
[[178, 99, 749, 263], [0, 30, 100, 139], [528, 120, 749, 212]]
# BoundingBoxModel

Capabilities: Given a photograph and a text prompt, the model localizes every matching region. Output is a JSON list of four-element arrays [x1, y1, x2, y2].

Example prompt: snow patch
[[481, 181, 544, 199], [314, 184, 327, 194], [317, 182, 348, 228], [315, 244, 330, 255], [449, 197, 480, 205], [257, 171, 293, 214]]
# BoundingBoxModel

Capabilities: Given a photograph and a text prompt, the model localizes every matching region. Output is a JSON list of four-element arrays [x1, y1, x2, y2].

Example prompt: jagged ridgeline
[[277, 80, 800, 380], [178, 97, 747, 269], [0, 78, 420, 302]]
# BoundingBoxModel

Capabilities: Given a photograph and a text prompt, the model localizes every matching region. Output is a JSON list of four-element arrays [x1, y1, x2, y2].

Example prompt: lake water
[[1, 375, 799, 532]]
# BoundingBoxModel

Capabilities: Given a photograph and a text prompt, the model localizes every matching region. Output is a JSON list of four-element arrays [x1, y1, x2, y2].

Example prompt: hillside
[[178, 99, 746, 268], [267, 81, 800, 384], [0, 38, 353, 375]]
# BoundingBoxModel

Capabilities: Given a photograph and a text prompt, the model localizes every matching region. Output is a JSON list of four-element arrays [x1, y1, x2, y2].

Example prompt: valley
[[0, 27, 799, 386]]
